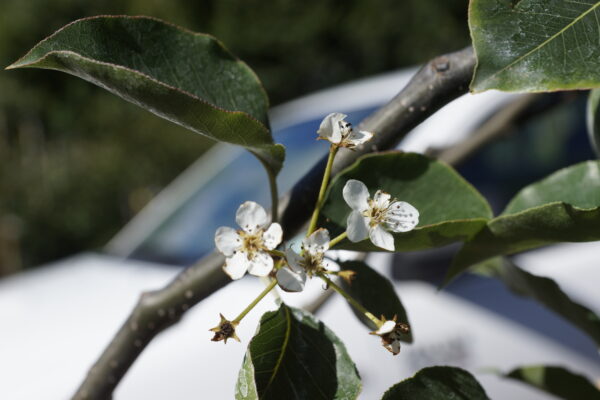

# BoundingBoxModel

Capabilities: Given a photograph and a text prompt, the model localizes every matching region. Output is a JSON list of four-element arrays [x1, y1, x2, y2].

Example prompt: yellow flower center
[[239, 230, 265, 260], [364, 199, 389, 227], [299, 250, 325, 276]]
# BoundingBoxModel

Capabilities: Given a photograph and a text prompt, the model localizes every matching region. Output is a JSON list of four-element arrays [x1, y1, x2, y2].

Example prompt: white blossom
[[215, 201, 282, 280], [317, 113, 373, 148], [343, 179, 419, 251], [276, 228, 336, 292]]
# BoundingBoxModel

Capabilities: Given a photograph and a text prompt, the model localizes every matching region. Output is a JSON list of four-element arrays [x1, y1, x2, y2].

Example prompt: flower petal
[[373, 190, 391, 209], [385, 201, 419, 232], [223, 252, 250, 280], [285, 247, 305, 272], [276, 267, 306, 293], [346, 211, 370, 242], [389, 339, 401, 355], [303, 228, 330, 255], [374, 320, 396, 335], [322, 258, 340, 272], [262, 223, 283, 250], [317, 112, 347, 144], [345, 129, 373, 147], [214, 226, 241, 256], [236, 201, 268, 233], [343, 179, 370, 212], [247, 251, 274, 277], [369, 224, 395, 251]]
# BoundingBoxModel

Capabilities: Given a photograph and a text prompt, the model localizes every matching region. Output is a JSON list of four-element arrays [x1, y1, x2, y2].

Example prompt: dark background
[[0, 0, 469, 274]]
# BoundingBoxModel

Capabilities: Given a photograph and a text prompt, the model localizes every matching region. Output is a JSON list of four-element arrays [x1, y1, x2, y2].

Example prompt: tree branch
[[73, 46, 476, 400], [433, 92, 576, 166]]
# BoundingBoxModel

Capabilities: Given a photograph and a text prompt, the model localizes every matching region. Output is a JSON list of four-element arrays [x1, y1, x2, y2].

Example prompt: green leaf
[[6, 16, 284, 175], [470, 0, 600, 93], [319, 152, 492, 252], [446, 161, 600, 283], [339, 260, 412, 342], [381, 366, 490, 400], [474, 258, 600, 348], [236, 304, 361, 400], [505, 365, 600, 400], [588, 89, 600, 157]]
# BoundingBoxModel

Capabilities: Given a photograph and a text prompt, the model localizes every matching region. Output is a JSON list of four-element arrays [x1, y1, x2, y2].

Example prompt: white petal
[[276, 267, 306, 292], [222, 252, 250, 280], [322, 258, 340, 271], [373, 190, 391, 209], [262, 223, 283, 250], [346, 129, 373, 146], [303, 228, 330, 255], [317, 113, 347, 143], [236, 201, 268, 233], [285, 247, 305, 273], [247, 252, 274, 277], [214, 226, 241, 256], [385, 201, 419, 232], [369, 224, 395, 251], [374, 320, 396, 335], [343, 179, 370, 212], [346, 211, 370, 242]]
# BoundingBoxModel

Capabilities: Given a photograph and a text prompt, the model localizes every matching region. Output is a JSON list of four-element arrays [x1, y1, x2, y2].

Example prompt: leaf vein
[[262, 306, 292, 394], [488, 2, 600, 82]]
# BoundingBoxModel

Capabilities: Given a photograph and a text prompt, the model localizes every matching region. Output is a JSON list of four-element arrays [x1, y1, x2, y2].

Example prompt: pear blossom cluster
[[210, 112, 420, 354]]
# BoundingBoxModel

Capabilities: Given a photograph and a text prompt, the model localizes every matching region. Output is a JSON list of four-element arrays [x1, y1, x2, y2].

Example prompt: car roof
[[2, 249, 600, 399]]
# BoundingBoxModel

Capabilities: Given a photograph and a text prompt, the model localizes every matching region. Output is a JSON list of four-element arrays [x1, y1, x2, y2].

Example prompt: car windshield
[[128, 108, 376, 265]]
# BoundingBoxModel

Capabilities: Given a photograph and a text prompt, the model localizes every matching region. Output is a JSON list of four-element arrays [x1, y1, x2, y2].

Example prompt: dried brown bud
[[209, 313, 240, 344]]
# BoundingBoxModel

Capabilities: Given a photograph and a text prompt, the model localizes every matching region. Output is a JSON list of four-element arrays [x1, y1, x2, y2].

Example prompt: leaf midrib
[[263, 306, 292, 395], [485, 2, 600, 82]]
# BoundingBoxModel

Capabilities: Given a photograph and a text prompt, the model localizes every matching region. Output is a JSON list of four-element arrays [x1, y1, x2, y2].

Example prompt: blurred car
[[1, 68, 599, 400]]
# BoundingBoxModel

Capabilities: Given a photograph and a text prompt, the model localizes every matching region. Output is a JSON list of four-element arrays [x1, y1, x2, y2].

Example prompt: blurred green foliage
[[0, 0, 468, 273]]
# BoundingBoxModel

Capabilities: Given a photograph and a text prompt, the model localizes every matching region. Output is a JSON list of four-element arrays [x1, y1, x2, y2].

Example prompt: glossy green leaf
[[446, 161, 600, 283], [381, 366, 490, 400], [588, 89, 600, 157], [475, 258, 600, 348], [6, 16, 284, 174], [470, 0, 600, 92], [319, 152, 492, 252], [505, 365, 600, 399], [236, 304, 361, 400], [339, 260, 412, 342]]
